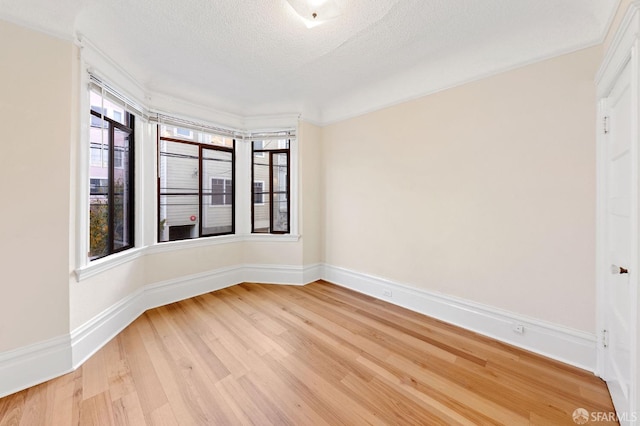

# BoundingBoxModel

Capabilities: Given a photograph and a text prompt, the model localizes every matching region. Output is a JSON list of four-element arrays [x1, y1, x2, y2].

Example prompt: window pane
[[158, 141, 199, 242], [89, 118, 110, 259], [202, 148, 233, 235], [159, 124, 233, 148], [201, 134, 233, 148], [157, 128, 235, 242], [255, 139, 289, 150], [89, 90, 127, 125], [272, 153, 289, 233], [90, 113, 109, 166], [253, 152, 270, 233], [113, 127, 131, 250], [160, 126, 194, 140], [176, 127, 193, 138], [88, 87, 135, 261]]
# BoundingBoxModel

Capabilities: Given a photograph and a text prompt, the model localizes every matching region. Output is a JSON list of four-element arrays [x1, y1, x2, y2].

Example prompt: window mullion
[[127, 120, 135, 249], [251, 143, 256, 233], [286, 145, 291, 234], [198, 145, 203, 238], [269, 151, 274, 233], [108, 122, 115, 254], [231, 141, 236, 233]]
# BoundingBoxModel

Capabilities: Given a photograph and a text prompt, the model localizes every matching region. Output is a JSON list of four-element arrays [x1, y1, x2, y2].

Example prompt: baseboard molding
[[145, 266, 244, 310], [0, 335, 72, 399], [303, 263, 324, 284], [323, 264, 597, 372], [71, 289, 145, 369], [244, 263, 323, 285]]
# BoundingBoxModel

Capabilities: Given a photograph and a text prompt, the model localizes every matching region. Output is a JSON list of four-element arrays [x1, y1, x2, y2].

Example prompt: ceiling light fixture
[[285, 0, 340, 28]]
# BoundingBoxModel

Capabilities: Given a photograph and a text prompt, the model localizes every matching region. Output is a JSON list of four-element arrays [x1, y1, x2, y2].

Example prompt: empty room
[[0, 0, 638, 424]]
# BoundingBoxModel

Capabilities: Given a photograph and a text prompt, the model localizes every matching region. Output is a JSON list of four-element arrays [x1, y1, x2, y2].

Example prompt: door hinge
[[602, 329, 608, 348], [603, 116, 609, 134]]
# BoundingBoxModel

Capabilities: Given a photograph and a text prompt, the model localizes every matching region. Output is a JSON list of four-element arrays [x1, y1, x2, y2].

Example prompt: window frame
[[89, 109, 135, 260], [157, 131, 236, 242], [251, 140, 291, 234]]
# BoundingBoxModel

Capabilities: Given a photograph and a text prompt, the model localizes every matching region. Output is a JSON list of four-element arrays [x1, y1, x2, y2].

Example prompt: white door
[[600, 59, 636, 422]]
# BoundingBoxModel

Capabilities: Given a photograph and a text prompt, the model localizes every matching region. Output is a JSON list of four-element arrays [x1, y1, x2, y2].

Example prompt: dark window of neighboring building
[[253, 181, 264, 204], [90, 178, 109, 195], [211, 178, 232, 205]]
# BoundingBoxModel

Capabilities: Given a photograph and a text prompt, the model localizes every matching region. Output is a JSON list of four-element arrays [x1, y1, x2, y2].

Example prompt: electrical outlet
[[513, 324, 525, 334], [383, 289, 392, 297]]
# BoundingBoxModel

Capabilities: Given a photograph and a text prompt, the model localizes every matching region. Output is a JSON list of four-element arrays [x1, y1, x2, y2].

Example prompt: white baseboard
[[145, 266, 243, 310], [323, 264, 597, 372], [71, 289, 145, 369], [244, 263, 323, 285], [0, 335, 72, 399]]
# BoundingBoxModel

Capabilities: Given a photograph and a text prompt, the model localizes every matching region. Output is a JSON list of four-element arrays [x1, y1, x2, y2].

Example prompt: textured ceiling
[[0, 0, 619, 124]]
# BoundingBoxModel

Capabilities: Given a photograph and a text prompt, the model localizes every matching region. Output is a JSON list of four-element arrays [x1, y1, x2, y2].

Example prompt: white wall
[[322, 46, 601, 333], [0, 20, 73, 352]]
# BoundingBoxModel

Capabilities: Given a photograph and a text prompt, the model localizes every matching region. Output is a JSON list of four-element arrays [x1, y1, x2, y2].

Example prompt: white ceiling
[[0, 0, 619, 124]]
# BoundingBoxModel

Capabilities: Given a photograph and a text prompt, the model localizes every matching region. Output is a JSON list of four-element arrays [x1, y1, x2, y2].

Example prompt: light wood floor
[[0, 281, 616, 425]]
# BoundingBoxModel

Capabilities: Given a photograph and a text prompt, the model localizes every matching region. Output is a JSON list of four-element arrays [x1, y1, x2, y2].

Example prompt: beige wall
[[0, 20, 73, 351], [299, 121, 323, 265], [322, 46, 601, 332]]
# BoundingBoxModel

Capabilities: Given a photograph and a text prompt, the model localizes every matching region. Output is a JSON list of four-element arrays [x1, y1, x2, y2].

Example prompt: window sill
[[74, 247, 146, 282]]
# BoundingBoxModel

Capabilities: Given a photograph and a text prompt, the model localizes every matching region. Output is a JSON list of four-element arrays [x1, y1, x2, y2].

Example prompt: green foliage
[[89, 178, 127, 259], [89, 201, 108, 258]]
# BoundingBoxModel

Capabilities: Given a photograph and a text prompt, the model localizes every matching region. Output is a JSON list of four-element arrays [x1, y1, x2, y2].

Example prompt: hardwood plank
[[17, 383, 50, 426], [82, 345, 110, 401], [0, 390, 24, 426], [0, 281, 617, 425], [214, 375, 264, 426], [117, 318, 170, 422], [111, 392, 147, 426], [147, 403, 178, 426], [50, 369, 82, 426], [78, 391, 115, 426]]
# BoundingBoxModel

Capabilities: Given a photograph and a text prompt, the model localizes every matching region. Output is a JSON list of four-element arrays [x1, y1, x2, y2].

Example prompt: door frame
[[596, 2, 640, 419]]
